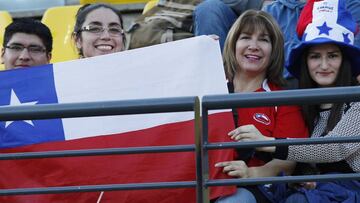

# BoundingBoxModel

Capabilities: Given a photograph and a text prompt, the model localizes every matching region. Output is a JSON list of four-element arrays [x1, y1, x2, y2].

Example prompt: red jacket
[[236, 81, 309, 166]]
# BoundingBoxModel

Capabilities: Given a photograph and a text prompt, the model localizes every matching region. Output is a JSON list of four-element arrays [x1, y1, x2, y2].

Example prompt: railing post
[[199, 104, 210, 202], [194, 97, 204, 203]]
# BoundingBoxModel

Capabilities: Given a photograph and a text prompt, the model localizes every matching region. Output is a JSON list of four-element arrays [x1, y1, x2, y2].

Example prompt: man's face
[[1, 33, 51, 70]]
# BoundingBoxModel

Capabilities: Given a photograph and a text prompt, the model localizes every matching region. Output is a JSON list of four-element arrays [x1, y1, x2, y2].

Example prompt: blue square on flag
[[0, 65, 65, 149]]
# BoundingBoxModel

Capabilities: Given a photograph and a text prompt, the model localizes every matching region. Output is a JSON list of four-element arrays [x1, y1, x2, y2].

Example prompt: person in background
[[193, 0, 360, 88], [347, 0, 360, 47], [72, 3, 125, 58], [1, 18, 52, 70], [214, 10, 308, 203], [193, 0, 306, 88], [193, 0, 264, 52], [233, 0, 360, 202], [346, 0, 360, 83], [263, 0, 307, 88]]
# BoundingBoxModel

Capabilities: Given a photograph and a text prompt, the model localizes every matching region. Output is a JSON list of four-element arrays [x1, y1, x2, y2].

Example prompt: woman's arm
[[229, 104, 309, 152], [228, 124, 276, 153], [249, 159, 296, 177], [284, 103, 360, 163], [215, 159, 296, 178], [235, 103, 360, 163]]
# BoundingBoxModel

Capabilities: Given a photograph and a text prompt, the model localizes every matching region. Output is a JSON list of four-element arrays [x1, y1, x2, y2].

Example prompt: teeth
[[245, 55, 260, 59], [96, 45, 113, 51]]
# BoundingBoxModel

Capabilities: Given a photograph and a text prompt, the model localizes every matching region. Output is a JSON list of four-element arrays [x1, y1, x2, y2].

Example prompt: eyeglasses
[[5, 44, 46, 55], [80, 25, 124, 36]]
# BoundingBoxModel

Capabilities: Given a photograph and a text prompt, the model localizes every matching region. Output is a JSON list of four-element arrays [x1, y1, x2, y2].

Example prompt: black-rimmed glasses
[[5, 44, 46, 55]]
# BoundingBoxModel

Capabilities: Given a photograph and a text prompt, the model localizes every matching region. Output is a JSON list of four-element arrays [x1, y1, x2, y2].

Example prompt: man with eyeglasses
[[1, 18, 53, 70]]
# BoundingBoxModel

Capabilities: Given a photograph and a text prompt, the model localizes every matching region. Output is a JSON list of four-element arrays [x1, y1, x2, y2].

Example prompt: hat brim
[[286, 38, 360, 79]]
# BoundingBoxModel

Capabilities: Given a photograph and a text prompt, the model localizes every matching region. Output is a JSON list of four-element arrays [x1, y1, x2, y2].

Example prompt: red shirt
[[236, 81, 309, 166]]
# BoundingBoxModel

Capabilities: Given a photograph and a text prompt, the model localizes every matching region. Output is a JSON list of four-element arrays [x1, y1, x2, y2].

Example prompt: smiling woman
[[72, 3, 125, 58], [214, 9, 309, 203]]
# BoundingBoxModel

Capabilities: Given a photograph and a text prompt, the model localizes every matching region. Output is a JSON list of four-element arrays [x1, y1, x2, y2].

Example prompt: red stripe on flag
[[0, 112, 236, 202]]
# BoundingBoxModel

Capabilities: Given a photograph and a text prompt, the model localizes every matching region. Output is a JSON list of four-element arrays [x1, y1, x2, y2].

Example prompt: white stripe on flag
[[52, 36, 228, 140]]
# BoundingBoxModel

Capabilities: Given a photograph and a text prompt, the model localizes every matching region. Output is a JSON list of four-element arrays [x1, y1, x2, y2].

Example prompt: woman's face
[[307, 44, 342, 87], [235, 30, 272, 77], [76, 7, 124, 58]]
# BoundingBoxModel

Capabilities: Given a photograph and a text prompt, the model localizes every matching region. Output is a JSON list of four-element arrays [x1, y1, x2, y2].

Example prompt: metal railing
[[200, 86, 360, 202], [1, 86, 360, 202], [0, 96, 202, 198]]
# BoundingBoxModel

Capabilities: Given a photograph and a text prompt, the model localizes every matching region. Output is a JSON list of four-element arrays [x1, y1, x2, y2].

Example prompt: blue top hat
[[286, 0, 360, 78]]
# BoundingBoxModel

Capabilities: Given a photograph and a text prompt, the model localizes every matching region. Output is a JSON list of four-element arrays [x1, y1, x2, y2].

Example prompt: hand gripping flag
[[0, 36, 236, 202]]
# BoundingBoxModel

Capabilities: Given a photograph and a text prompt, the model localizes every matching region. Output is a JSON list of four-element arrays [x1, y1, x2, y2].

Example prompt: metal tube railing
[[205, 136, 360, 150], [202, 86, 360, 109], [1, 86, 360, 202], [0, 145, 195, 160], [0, 96, 202, 201], [206, 173, 360, 187], [0, 181, 197, 196], [0, 96, 198, 121], [201, 86, 360, 202]]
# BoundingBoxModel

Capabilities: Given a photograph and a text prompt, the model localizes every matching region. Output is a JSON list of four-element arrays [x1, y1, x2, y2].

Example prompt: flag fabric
[[0, 36, 236, 202]]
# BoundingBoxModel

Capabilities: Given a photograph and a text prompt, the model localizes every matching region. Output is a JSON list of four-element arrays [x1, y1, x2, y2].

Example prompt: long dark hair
[[299, 47, 357, 134], [72, 3, 125, 57]]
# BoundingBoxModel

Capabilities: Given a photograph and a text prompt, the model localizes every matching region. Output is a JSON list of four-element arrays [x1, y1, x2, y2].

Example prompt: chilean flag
[[0, 36, 236, 202]]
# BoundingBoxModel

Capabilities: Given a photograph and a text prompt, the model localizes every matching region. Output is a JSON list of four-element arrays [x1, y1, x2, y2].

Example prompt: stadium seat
[[41, 5, 81, 63], [0, 11, 12, 46], [142, 0, 158, 14], [0, 11, 13, 70], [80, 0, 149, 4]]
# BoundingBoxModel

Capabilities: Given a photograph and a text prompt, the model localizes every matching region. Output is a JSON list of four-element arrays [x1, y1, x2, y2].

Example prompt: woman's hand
[[228, 124, 276, 152], [215, 159, 298, 178], [228, 124, 268, 141], [215, 160, 268, 178], [207, 34, 219, 40], [215, 160, 251, 178]]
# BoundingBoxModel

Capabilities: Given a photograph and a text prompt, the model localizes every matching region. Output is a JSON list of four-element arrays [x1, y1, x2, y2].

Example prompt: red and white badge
[[253, 113, 271, 125]]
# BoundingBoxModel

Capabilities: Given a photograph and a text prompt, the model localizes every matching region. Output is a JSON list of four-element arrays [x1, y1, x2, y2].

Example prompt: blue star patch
[[343, 33, 351, 44], [317, 22, 333, 35]]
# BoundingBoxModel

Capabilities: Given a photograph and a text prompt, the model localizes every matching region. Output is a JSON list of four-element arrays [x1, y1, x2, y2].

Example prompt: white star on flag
[[5, 89, 38, 128]]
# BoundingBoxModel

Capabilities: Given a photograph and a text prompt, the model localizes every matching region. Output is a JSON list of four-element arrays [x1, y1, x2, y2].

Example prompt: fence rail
[[0, 181, 197, 196], [200, 86, 360, 202], [1, 86, 360, 202], [0, 96, 198, 121], [0, 96, 202, 199], [0, 144, 195, 160]]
